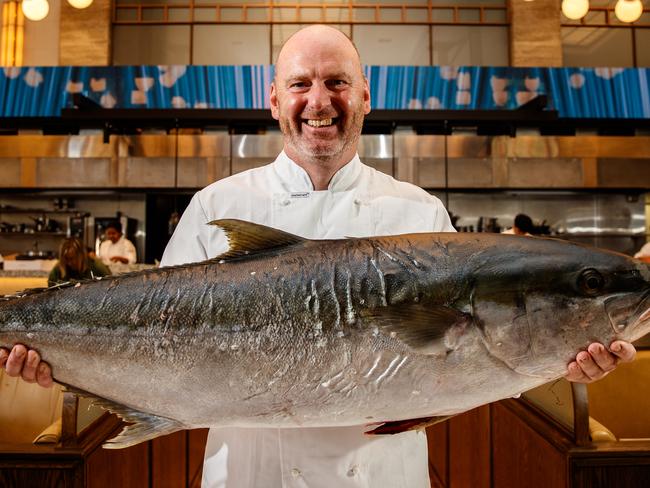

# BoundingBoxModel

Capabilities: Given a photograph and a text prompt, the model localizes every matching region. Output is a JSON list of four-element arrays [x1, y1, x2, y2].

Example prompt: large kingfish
[[1, 220, 650, 448]]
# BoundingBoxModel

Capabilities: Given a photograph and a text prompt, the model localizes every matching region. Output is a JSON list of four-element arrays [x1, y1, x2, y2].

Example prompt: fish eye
[[578, 269, 605, 295]]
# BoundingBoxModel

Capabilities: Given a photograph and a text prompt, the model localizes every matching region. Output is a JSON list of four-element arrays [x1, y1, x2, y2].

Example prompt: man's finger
[[36, 362, 53, 388], [0, 348, 9, 369], [21, 349, 40, 383], [575, 350, 606, 381], [565, 361, 591, 383], [587, 343, 618, 373], [610, 341, 636, 363], [5, 344, 27, 377]]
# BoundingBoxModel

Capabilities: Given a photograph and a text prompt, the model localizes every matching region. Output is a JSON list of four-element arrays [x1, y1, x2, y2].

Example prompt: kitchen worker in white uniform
[[0, 24, 637, 488], [98, 221, 137, 265]]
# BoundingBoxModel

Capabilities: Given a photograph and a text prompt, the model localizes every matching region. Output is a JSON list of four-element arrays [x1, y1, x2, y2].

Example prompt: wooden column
[[508, 0, 563, 67], [59, 0, 111, 65]]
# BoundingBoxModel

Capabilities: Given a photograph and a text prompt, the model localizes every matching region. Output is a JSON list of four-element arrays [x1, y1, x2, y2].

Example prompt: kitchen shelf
[[0, 232, 67, 237], [0, 208, 87, 215]]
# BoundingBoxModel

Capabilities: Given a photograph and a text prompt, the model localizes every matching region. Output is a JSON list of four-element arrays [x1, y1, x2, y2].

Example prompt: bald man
[[1, 25, 636, 488]]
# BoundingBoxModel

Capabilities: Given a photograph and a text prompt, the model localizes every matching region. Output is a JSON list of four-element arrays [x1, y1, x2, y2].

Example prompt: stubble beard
[[279, 105, 365, 167]]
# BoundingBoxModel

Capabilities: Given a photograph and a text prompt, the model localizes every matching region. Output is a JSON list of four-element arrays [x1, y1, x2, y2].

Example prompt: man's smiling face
[[270, 26, 371, 169]]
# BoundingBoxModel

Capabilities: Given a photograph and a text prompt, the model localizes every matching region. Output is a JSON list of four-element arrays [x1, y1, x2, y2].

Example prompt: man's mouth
[[304, 117, 338, 128]]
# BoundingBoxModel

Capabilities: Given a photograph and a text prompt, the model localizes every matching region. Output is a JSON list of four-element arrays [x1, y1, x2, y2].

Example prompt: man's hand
[[110, 256, 129, 264], [565, 341, 636, 383], [0, 345, 53, 388]]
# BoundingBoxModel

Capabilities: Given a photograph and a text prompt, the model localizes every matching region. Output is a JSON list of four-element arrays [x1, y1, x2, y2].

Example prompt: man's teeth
[[307, 118, 334, 127]]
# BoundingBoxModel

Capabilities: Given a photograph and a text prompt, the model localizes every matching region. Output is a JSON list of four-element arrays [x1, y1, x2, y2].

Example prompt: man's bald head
[[275, 25, 364, 82]]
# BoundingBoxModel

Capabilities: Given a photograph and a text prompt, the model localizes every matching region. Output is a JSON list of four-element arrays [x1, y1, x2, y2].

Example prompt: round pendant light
[[67, 0, 94, 8], [22, 0, 50, 21], [614, 0, 643, 23], [561, 0, 590, 20]]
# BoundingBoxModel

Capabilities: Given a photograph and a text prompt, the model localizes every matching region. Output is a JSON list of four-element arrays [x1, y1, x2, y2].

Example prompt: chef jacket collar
[[274, 151, 362, 193]]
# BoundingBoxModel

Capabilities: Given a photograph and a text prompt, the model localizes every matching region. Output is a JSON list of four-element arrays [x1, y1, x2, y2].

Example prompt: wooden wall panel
[[86, 442, 149, 488], [427, 421, 448, 488], [448, 406, 491, 488], [491, 402, 567, 488], [151, 431, 187, 488], [188, 429, 209, 488]]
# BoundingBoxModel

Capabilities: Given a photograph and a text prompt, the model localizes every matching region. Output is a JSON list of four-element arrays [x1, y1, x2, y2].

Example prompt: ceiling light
[[614, 0, 643, 23], [21, 0, 49, 21], [561, 0, 590, 20], [67, 0, 93, 8]]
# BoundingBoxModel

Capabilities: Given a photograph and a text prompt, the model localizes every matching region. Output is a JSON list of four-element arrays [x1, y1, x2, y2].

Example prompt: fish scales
[[1, 219, 650, 448]]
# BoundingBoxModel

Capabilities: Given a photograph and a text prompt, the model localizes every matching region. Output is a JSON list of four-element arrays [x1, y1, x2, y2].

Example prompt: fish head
[[468, 236, 650, 378]]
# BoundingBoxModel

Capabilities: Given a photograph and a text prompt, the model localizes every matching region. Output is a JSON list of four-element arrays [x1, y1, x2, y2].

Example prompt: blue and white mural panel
[[1, 65, 648, 118]]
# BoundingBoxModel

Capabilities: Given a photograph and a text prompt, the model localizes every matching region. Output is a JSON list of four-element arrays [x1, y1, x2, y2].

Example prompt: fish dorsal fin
[[360, 304, 471, 355], [209, 219, 307, 260], [62, 384, 185, 449]]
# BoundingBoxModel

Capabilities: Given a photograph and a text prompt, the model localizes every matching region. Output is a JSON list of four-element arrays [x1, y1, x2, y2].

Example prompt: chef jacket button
[[282, 200, 291, 206], [291, 468, 301, 478], [347, 465, 359, 477], [354, 198, 362, 205]]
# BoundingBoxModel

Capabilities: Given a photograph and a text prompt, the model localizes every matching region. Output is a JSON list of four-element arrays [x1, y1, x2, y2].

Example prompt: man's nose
[[307, 82, 332, 111]]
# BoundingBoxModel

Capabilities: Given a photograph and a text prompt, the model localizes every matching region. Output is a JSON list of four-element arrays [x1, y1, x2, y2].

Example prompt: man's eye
[[290, 82, 307, 89], [327, 80, 347, 88]]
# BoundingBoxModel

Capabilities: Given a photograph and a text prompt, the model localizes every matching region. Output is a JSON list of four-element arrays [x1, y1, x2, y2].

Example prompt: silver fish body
[[1, 220, 649, 447]]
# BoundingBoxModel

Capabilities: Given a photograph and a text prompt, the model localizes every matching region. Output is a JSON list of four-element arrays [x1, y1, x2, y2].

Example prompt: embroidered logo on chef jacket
[[291, 192, 310, 199]]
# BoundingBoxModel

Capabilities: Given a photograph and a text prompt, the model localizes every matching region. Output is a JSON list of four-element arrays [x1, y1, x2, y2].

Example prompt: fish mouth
[[604, 288, 650, 341]]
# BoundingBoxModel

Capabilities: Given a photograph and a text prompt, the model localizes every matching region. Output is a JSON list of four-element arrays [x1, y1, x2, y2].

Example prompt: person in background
[[48, 237, 111, 286], [98, 221, 137, 265], [502, 213, 535, 236], [1, 24, 638, 488]]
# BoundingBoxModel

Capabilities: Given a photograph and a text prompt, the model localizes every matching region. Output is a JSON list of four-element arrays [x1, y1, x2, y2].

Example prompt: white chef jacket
[[98, 236, 137, 265], [161, 151, 455, 488]]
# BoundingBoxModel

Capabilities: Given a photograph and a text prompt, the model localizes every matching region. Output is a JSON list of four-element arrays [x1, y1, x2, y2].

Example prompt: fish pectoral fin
[[60, 384, 185, 449], [361, 304, 471, 354], [365, 415, 454, 435], [209, 219, 307, 259], [102, 410, 185, 449]]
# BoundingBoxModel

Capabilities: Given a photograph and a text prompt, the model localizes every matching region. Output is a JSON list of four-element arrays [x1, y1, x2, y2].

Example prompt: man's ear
[[270, 82, 279, 120], [363, 77, 371, 115]]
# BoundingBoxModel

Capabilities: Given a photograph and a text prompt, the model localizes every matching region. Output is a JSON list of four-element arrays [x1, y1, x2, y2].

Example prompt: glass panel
[[141, 8, 165, 22], [273, 8, 298, 22], [115, 7, 138, 22], [353, 25, 430, 65], [193, 7, 215, 22], [352, 7, 376, 23], [379, 8, 402, 22], [193, 25, 270, 64], [405, 7, 428, 23], [299, 7, 324, 23], [483, 8, 507, 23], [635, 29, 650, 67], [168, 7, 190, 22], [562, 27, 634, 67], [583, 10, 607, 24], [113, 25, 191, 64], [458, 8, 481, 22], [221, 7, 244, 22], [246, 7, 269, 22], [431, 8, 454, 22], [432, 26, 508, 66], [325, 7, 350, 23]]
